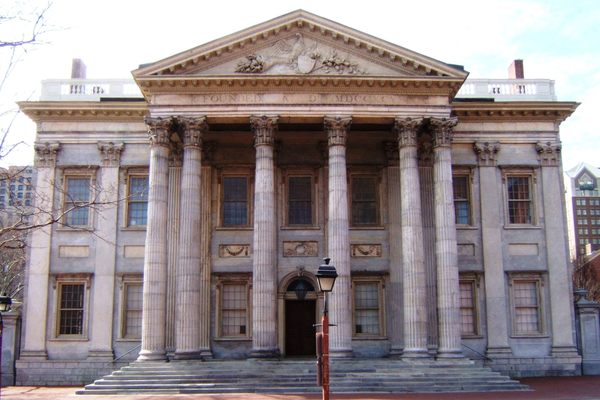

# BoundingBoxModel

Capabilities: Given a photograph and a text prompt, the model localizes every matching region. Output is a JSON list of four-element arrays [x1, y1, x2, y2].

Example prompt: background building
[[0, 166, 34, 211], [15, 10, 581, 388]]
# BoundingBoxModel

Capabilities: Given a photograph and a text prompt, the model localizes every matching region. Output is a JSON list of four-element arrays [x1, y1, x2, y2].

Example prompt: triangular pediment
[[133, 10, 468, 80]]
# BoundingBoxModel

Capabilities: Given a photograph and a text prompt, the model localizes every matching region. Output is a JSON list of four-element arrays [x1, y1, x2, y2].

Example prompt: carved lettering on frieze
[[430, 117, 458, 148], [250, 115, 278, 147], [219, 244, 250, 258], [473, 141, 501, 167], [536, 141, 561, 167], [97, 141, 124, 167], [351, 244, 382, 258], [234, 33, 366, 75], [393, 117, 423, 147], [283, 241, 319, 257], [34, 142, 61, 168], [145, 116, 173, 148], [324, 115, 352, 147]]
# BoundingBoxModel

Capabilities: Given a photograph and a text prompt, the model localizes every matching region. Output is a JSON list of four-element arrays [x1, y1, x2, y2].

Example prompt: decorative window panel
[[351, 176, 378, 227], [288, 176, 313, 225]]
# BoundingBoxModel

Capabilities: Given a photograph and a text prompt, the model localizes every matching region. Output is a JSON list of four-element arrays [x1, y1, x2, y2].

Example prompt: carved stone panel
[[219, 244, 250, 258], [283, 241, 319, 257], [351, 244, 382, 258]]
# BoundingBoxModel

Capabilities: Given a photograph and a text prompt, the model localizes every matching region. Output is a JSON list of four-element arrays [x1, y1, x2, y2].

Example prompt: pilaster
[[325, 115, 353, 358], [138, 117, 172, 361], [20, 142, 61, 360], [394, 117, 429, 358], [249, 115, 280, 358]]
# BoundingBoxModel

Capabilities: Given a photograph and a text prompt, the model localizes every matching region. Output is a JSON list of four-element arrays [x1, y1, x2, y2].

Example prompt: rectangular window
[[122, 282, 143, 339], [351, 175, 379, 227], [219, 283, 248, 337], [453, 175, 471, 225], [127, 176, 149, 226], [287, 176, 313, 225], [511, 277, 543, 335], [507, 176, 532, 224], [222, 176, 249, 227], [58, 283, 85, 335], [353, 280, 383, 336], [64, 176, 91, 226], [459, 279, 478, 336]]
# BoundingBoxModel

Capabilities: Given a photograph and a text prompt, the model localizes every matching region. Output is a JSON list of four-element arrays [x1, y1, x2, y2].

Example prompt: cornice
[[135, 75, 464, 98], [18, 101, 147, 122], [451, 101, 579, 123]]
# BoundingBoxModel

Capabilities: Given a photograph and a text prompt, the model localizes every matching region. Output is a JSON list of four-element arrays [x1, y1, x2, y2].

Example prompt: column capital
[[473, 141, 501, 166], [430, 117, 458, 148], [34, 141, 61, 168], [179, 116, 208, 148], [250, 115, 278, 147], [393, 117, 423, 147], [145, 116, 173, 148], [324, 115, 352, 147], [97, 141, 124, 167], [536, 141, 561, 167]]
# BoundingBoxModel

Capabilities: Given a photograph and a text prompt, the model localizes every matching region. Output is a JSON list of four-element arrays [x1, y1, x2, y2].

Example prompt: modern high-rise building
[[0, 165, 34, 211], [565, 163, 600, 260]]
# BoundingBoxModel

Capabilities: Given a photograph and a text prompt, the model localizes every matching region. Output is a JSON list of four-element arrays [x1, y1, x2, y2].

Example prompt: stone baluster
[[325, 115, 353, 358], [88, 142, 124, 360], [174, 117, 208, 359], [20, 142, 60, 360], [394, 117, 429, 358], [250, 115, 280, 358], [138, 117, 172, 361], [431, 117, 463, 358]]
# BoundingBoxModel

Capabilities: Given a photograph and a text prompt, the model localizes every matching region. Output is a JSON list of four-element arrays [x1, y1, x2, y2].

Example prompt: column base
[[137, 349, 167, 362], [173, 350, 203, 360], [330, 348, 353, 358], [402, 348, 431, 359], [248, 348, 281, 359]]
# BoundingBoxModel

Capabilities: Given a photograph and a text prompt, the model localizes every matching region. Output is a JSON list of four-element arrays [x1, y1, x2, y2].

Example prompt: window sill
[[55, 226, 94, 233], [121, 226, 147, 232], [215, 227, 253, 231], [49, 336, 89, 342], [456, 225, 479, 230], [280, 226, 321, 231], [350, 226, 385, 231], [461, 335, 484, 339], [115, 338, 141, 342], [352, 335, 387, 340], [214, 337, 252, 342], [510, 334, 549, 339], [503, 225, 542, 230]]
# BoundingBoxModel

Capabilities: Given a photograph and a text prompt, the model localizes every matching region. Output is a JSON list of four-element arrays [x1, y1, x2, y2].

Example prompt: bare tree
[[574, 256, 600, 303]]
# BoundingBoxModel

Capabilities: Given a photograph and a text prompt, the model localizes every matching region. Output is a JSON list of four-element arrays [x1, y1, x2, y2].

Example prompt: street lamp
[[0, 293, 12, 390], [315, 258, 337, 400]]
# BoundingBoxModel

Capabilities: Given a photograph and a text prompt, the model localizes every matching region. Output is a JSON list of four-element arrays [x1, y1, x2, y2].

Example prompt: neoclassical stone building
[[17, 10, 581, 385]]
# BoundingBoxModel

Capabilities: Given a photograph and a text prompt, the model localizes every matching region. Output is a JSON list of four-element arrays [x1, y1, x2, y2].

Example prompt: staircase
[[77, 358, 528, 395]]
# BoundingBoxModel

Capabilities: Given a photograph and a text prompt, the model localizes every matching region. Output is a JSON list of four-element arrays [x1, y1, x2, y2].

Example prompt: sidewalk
[[2, 376, 600, 400]]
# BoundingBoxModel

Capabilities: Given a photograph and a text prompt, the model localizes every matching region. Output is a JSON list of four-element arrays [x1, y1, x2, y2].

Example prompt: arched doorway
[[284, 278, 317, 357]]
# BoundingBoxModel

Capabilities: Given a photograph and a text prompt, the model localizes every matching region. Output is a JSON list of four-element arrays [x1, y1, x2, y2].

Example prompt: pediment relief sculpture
[[234, 33, 365, 75]]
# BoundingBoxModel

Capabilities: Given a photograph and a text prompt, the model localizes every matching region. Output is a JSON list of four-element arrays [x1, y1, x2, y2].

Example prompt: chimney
[[71, 58, 87, 79], [508, 59, 524, 79]]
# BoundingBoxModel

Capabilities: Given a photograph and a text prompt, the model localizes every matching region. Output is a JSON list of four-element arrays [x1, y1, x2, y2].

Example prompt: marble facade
[[16, 10, 581, 385]]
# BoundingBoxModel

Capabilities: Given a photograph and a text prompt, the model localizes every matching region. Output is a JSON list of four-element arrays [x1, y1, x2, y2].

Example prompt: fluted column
[[174, 117, 208, 359], [431, 117, 463, 358], [394, 117, 429, 358], [20, 142, 60, 360], [325, 115, 353, 358], [250, 115, 279, 358], [138, 117, 171, 361]]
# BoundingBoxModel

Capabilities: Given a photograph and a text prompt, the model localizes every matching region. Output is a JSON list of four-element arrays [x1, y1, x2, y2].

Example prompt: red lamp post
[[316, 258, 337, 400]]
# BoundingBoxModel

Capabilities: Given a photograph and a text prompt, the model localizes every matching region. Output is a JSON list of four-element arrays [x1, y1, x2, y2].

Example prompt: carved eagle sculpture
[[258, 33, 319, 74]]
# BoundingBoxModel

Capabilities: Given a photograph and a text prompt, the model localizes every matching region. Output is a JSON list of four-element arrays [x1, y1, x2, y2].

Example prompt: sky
[[1, 0, 599, 169]]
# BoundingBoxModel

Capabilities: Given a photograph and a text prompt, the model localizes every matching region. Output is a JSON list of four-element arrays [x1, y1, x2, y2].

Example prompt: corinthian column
[[325, 115, 353, 358], [138, 117, 171, 361], [431, 117, 463, 358], [174, 117, 208, 359], [250, 115, 279, 358], [394, 117, 429, 358]]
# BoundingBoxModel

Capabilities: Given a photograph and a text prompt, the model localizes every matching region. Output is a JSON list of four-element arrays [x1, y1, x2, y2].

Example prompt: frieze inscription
[[190, 92, 412, 106]]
